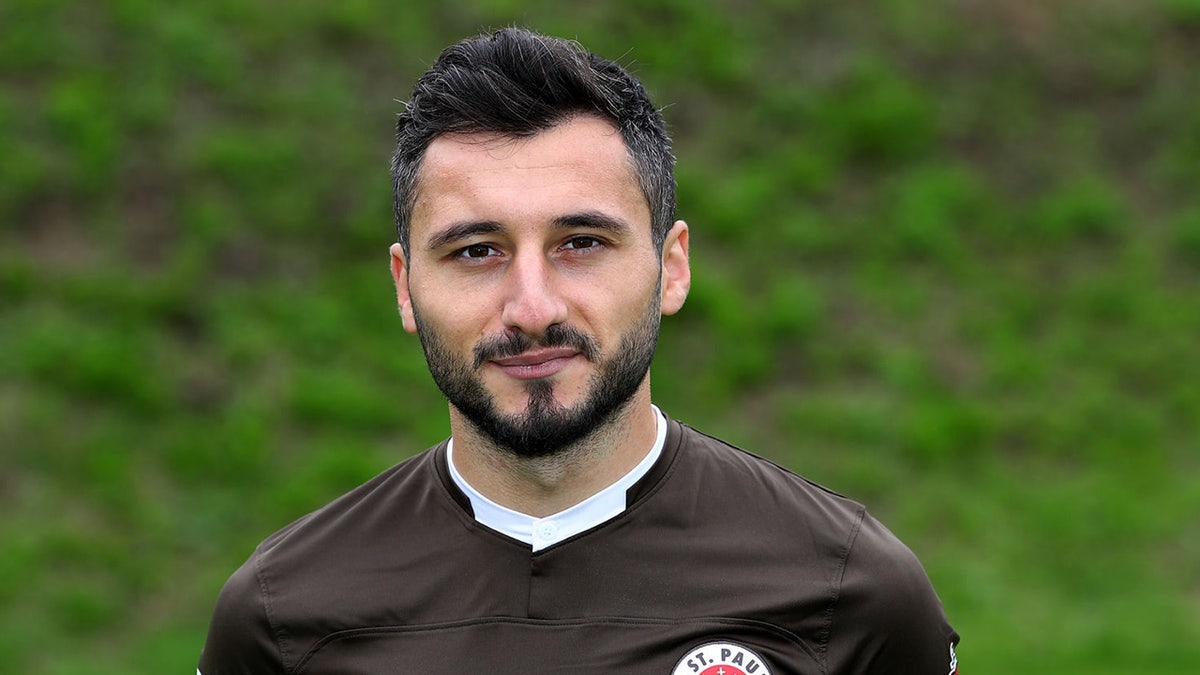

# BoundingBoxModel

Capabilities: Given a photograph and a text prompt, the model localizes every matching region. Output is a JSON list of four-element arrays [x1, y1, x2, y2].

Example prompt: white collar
[[447, 406, 667, 552]]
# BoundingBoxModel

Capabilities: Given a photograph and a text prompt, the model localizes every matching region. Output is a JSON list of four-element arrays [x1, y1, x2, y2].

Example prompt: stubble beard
[[412, 295, 661, 459]]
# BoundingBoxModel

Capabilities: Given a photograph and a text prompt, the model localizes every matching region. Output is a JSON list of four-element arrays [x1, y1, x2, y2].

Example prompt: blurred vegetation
[[2, 1, 1198, 673]]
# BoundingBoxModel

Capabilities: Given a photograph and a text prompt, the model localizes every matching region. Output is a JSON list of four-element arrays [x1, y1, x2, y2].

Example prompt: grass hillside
[[2, 1, 1198, 673]]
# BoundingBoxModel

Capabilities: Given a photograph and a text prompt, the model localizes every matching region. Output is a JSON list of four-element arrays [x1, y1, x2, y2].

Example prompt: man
[[199, 27, 958, 675]]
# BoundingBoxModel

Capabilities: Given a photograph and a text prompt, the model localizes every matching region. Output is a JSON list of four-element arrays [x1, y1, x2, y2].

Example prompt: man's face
[[390, 115, 689, 457]]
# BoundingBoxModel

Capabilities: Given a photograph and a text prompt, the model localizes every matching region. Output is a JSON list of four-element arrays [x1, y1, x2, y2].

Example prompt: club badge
[[671, 641, 772, 675]]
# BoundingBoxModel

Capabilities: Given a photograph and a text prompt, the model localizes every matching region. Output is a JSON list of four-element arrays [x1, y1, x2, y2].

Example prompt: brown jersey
[[198, 418, 958, 674]]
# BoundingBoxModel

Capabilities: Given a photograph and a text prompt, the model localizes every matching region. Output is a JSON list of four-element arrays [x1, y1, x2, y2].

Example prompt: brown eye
[[459, 244, 496, 258], [564, 236, 600, 250]]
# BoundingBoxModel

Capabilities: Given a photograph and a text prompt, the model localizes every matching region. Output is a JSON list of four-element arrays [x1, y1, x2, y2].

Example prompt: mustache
[[473, 324, 601, 369]]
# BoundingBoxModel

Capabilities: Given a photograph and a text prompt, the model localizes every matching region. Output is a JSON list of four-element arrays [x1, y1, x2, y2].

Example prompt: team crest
[[671, 641, 772, 675]]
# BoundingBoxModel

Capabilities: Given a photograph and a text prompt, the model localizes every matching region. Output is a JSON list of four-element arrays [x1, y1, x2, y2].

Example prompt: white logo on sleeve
[[671, 641, 772, 675], [948, 642, 958, 674]]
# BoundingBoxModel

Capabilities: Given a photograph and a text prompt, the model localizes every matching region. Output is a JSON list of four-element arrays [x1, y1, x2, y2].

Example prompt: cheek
[[411, 288, 482, 345], [425, 308, 479, 344], [588, 277, 659, 337]]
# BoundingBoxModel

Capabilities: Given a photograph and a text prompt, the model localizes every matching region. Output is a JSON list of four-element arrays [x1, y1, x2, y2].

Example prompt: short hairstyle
[[390, 27, 676, 257]]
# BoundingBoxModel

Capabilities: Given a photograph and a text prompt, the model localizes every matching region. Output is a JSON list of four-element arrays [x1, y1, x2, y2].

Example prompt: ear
[[389, 243, 419, 334], [659, 220, 690, 316]]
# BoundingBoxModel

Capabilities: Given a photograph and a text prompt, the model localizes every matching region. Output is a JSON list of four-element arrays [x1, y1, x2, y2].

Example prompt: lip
[[489, 348, 581, 380]]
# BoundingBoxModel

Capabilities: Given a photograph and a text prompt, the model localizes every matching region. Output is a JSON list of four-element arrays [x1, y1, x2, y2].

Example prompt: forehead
[[411, 116, 649, 240]]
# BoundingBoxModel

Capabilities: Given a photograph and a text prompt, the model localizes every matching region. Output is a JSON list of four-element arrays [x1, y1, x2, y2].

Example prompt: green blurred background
[[2, 0, 1198, 672]]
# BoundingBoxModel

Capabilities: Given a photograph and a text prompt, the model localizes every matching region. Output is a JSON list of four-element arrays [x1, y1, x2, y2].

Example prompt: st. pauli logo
[[671, 641, 772, 675]]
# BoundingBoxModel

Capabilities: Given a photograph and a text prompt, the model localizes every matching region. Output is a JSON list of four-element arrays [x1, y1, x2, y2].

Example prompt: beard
[[412, 295, 661, 459]]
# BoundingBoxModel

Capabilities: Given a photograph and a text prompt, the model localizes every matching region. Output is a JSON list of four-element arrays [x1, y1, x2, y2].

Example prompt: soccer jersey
[[198, 417, 959, 674]]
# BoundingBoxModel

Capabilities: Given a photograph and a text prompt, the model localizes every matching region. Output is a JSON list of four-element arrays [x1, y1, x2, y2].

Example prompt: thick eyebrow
[[424, 221, 504, 252], [552, 210, 634, 236], [426, 211, 634, 252]]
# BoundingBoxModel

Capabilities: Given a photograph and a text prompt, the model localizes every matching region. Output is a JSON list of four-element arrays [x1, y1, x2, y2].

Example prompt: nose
[[499, 251, 569, 337]]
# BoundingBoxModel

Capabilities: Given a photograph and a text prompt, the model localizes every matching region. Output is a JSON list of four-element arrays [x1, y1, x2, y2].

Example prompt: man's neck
[[447, 390, 659, 518]]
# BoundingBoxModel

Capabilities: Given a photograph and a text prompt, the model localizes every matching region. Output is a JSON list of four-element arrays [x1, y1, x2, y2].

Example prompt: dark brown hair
[[390, 27, 675, 256]]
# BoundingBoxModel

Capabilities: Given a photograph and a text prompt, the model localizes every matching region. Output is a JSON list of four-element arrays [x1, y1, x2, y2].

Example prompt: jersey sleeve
[[825, 511, 959, 675], [197, 552, 287, 675]]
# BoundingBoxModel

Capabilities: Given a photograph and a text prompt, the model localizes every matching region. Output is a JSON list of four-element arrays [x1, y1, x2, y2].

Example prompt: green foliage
[[2, 2, 1199, 674]]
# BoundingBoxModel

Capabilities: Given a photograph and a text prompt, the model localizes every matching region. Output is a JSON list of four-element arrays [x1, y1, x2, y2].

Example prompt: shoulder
[[199, 444, 452, 673], [669, 421, 959, 672], [827, 511, 959, 672], [648, 421, 877, 604], [667, 420, 869, 531], [198, 548, 282, 674], [257, 443, 452, 559]]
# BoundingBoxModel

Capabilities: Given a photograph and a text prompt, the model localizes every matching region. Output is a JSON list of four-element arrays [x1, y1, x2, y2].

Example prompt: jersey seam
[[292, 615, 816, 672], [822, 504, 865, 675], [254, 549, 292, 674]]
